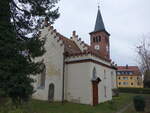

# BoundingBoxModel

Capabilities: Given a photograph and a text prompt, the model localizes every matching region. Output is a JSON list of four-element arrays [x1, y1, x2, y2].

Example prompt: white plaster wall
[[90, 62, 113, 103], [32, 27, 64, 101], [65, 55, 116, 105], [65, 62, 92, 105]]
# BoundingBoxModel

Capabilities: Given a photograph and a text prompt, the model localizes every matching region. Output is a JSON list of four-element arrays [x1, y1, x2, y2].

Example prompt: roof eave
[[89, 29, 110, 36]]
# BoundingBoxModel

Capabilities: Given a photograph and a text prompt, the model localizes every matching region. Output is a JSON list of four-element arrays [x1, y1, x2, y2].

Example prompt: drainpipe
[[62, 52, 65, 103]]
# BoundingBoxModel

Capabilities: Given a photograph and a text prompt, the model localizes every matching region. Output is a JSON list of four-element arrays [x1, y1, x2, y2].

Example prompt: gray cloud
[[54, 0, 150, 66]]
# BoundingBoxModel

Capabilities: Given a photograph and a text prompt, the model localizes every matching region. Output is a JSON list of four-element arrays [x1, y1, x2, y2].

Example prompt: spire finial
[[97, 0, 100, 9]]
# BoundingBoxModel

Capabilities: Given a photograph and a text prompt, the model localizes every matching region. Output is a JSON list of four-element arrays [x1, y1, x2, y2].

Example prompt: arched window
[[38, 63, 46, 89], [98, 36, 101, 42], [95, 37, 98, 43], [104, 86, 107, 97], [93, 37, 96, 43], [92, 67, 97, 80], [48, 83, 55, 102]]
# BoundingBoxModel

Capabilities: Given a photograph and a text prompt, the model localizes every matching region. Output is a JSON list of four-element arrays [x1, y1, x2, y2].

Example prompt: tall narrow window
[[38, 63, 46, 89], [96, 37, 98, 43], [104, 86, 107, 97], [98, 36, 101, 42], [111, 71, 114, 87], [92, 67, 97, 80], [93, 37, 96, 43], [104, 70, 106, 79]]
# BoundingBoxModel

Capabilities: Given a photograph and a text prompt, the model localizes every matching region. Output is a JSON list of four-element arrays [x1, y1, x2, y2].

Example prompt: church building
[[32, 8, 117, 106]]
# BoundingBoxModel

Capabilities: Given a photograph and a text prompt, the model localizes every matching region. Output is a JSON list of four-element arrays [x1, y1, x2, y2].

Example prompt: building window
[[96, 37, 98, 43], [98, 36, 101, 42], [111, 71, 114, 87], [123, 77, 128, 80], [123, 82, 128, 85], [118, 77, 121, 80], [117, 72, 120, 75], [129, 72, 133, 75], [92, 67, 97, 80], [111, 71, 114, 75], [93, 37, 96, 43], [131, 83, 133, 85], [38, 63, 46, 89], [119, 82, 121, 85], [104, 86, 107, 97], [104, 70, 106, 79]]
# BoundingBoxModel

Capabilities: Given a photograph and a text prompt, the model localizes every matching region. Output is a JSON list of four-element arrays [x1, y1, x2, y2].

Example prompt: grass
[[20, 93, 135, 113], [0, 93, 140, 113]]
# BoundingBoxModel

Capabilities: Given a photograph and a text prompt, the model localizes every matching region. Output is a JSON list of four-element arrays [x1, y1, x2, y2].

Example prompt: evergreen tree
[[0, 0, 59, 105]]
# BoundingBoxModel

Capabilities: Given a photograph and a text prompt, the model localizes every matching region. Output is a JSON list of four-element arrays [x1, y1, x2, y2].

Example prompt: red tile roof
[[58, 34, 111, 62], [117, 66, 139, 71], [117, 66, 141, 75]]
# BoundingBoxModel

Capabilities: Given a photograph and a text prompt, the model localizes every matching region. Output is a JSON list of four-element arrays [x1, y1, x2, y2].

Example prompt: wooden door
[[92, 81, 98, 106]]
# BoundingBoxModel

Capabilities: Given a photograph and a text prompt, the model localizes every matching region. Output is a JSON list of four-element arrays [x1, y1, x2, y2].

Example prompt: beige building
[[117, 65, 143, 88], [32, 8, 117, 106]]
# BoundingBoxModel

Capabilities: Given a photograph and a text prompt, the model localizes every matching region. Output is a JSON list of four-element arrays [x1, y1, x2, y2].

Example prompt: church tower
[[90, 7, 110, 60]]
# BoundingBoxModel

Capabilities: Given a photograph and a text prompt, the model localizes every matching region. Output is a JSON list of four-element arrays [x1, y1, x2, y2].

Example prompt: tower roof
[[94, 9, 105, 32]]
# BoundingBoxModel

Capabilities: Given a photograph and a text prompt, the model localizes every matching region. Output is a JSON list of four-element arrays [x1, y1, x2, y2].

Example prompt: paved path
[[115, 102, 132, 113]]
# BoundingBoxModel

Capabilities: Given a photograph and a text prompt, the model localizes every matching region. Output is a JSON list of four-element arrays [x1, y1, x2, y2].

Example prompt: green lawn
[[0, 93, 141, 113], [20, 93, 135, 113]]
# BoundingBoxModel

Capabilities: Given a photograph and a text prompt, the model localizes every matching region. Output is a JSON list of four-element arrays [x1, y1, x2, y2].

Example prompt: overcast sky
[[54, 0, 150, 66]]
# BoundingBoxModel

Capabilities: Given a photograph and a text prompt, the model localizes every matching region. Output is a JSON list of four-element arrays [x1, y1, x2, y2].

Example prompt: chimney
[[126, 64, 128, 69], [73, 31, 76, 36]]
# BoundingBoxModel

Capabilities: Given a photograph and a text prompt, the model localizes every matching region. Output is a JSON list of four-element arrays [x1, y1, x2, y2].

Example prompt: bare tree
[[137, 37, 150, 87]]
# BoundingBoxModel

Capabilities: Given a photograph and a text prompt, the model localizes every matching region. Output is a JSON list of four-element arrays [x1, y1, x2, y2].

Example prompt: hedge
[[118, 88, 150, 94]]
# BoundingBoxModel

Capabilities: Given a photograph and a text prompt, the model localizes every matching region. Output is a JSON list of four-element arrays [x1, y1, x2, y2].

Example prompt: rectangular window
[[123, 77, 128, 80], [117, 72, 120, 75], [111, 71, 114, 87], [123, 82, 128, 85], [129, 72, 133, 75]]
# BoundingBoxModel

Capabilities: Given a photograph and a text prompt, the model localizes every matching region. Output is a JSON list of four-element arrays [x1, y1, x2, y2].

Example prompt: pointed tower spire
[[94, 8, 105, 32], [89, 5, 110, 60]]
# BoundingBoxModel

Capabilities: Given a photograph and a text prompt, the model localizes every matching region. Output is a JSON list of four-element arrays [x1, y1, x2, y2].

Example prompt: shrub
[[112, 88, 119, 97], [118, 88, 150, 94], [133, 95, 145, 112]]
